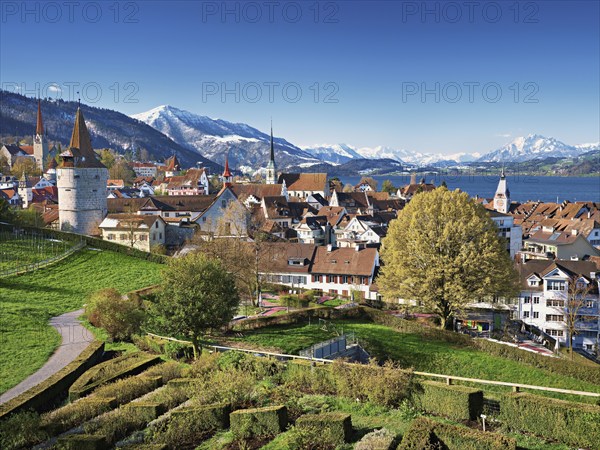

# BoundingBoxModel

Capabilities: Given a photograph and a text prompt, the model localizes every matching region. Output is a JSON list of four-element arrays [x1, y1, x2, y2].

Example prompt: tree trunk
[[191, 336, 201, 360]]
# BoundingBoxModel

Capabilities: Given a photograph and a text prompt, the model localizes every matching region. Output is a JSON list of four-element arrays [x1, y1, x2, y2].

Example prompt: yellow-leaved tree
[[379, 187, 518, 329]]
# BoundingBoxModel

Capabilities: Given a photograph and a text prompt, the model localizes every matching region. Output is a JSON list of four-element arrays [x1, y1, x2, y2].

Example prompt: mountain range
[[1, 91, 597, 174]]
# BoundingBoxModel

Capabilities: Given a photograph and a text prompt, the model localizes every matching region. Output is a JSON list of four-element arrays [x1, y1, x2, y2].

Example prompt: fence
[[299, 333, 357, 359], [0, 232, 85, 278]]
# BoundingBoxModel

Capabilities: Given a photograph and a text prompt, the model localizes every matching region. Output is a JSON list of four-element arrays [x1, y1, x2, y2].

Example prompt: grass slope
[[0, 249, 162, 394], [228, 319, 600, 399], [0, 236, 73, 272]]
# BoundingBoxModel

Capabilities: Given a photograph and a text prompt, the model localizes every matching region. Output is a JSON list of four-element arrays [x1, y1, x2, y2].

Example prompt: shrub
[[296, 412, 352, 445], [163, 341, 194, 360], [148, 403, 230, 448], [85, 288, 145, 341], [56, 434, 108, 450], [41, 397, 116, 435], [0, 410, 48, 450], [412, 381, 483, 421], [277, 424, 338, 450], [354, 427, 397, 450], [332, 359, 414, 407], [283, 360, 336, 396], [399, 417, 516, 450], [230, 405, 288, 439], [500, 392, 600, 449], [69, 352, 160, 400]]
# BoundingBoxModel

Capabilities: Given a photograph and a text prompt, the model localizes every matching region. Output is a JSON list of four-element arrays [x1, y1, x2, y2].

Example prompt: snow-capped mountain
[[303, 143, 480, 166], [477, 134, 596, 163], [132, 105, 320, 172]]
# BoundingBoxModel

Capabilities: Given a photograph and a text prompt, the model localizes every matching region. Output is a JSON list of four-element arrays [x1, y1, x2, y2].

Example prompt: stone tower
[[57, 107, 108, 235], [493, 168, 510, 214], [265, 122, 277, 185], [33, 99, 48, 171]]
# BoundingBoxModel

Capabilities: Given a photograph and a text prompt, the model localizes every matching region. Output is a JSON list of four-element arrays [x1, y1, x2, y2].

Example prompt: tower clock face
[[497, 200, 504, 207]]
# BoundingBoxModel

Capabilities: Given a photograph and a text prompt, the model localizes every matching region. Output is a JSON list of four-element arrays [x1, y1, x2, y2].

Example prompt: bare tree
[[565, 274, 595, 360]]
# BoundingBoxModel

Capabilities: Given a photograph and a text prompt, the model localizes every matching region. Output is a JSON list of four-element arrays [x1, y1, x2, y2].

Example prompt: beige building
[[99, 214, 166, 252]]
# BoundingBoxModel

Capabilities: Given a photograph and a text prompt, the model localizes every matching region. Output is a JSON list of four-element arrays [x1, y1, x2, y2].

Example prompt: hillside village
[[2, 102, 600, 356]]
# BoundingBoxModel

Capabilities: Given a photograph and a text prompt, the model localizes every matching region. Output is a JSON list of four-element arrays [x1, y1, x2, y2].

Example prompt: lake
[[337, 175, 600, 203]]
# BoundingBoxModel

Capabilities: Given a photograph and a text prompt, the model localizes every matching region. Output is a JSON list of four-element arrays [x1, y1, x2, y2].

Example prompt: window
[[545, 329, 564, 337], [547, 299, 565, 307], [202, 217, 207, 222], [547, 281, 566, 291], [523, 296, 530, 304], [528, 280, 538, 287], [584, 300, 595, 308], [533, 312, 539, 319], [140, 235, 147, 241], [523, 311, 530, 318], [328, 275, 335, 283], [155, 222, 159, 228], [120, 234, 126, 241], [533, 297, 540, 305], [546, 314, 564, 322], [159, 233, 162, 239], [221, 200, 227, 207], [342, 275, 349, 284]]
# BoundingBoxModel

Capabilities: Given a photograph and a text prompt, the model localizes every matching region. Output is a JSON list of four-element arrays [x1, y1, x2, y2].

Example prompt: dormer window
[[528, 280, 538, 287]]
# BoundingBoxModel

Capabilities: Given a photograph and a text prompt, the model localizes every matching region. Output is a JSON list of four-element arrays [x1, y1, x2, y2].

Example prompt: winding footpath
[[0, 309, 93, 405]]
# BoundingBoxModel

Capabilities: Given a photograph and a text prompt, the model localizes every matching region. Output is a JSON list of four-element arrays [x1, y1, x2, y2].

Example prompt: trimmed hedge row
[[500, 393, 600, 449], [230, 405, 288, 439], [0, 341, 104, 420], [69, 352, 161, 400], [412, 381, 483, 421], [296, 412, 352, 445], [399, 417, 516, 450], [0, 224, 168, 264], [361, 307, 600, 386], [56, 434, 108, 450]]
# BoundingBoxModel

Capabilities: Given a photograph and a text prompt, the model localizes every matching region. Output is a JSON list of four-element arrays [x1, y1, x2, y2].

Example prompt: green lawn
[[228, 319, 600, 400], [0, 249, 162, 394], [0, 235, 74, 272]]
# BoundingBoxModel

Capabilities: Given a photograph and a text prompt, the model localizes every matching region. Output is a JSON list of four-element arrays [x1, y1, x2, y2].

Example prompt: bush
[[399, 417, 516, 450], [0, 410, 48, 450], [148, 403, 230, 448], [296, 412, 352, 445], [230, 405, 288, 439], [85, 288, 145, 341], [163, 341, 194, 360], [56, 434, 108, 450], [283, 360, 336, 396], [412, 381, 483, 421], [332, 359, 414, 407], [354, 427, 397, 450], [276, 424, 338, 450], [41, 397, 116, 436], [500, 392, 600, 449], [69, 352, 161, 400]]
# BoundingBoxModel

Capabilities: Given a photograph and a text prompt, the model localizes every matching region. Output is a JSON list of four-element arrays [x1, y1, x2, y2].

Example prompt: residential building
[[278, 173, 328, 200], [517, 259, 599, 351], [396, 174, 436, 201], [99, 214, 166, 252], [166, 168, 209, 196], [132, 162, 158, 178], [488, 210, 522, 259], [521, 229, 600, 261]]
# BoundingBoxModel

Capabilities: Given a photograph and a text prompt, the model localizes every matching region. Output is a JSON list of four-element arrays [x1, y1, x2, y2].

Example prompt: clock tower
[[493, 169, 510, 214]]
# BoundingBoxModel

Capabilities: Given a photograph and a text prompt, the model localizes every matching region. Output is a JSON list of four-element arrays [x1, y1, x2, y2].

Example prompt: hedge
[[149, 403, 231, 448], [69, 352, 161, 400], [56, 434, 108, 450], [399, 417, 516, 450], [296, 412, 352, 445], [230, 405, 288, 439], [231, 306, 362, 331], [361, 307, 600, 386], [126, 402, 166, 421], [412, 381, 483, 421], [0, 341, 104, 420], [0, 223, 168, 264], [500, 392, 600, 449]]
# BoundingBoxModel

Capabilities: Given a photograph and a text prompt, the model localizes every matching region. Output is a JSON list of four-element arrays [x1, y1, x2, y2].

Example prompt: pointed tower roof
[[223, 153, 232, 178], [36, 99, 44, 135], [60, 107, 105, 169], [165, 155, 181, 171], [269, 122, 275, 163]]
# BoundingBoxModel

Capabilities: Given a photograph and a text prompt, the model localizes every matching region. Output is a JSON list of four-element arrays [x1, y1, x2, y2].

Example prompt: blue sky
[[1, 0, 598, 155]]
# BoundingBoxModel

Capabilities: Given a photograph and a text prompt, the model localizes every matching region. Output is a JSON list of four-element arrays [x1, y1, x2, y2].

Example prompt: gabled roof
[[312, 246, 377, 276], [165, 155, 181, 171], [278, 173, 327, 192], [317, 206, 347, 227], [230, 183, 284, 202], [107, 195, 216, 213], [100, 213, 165, 230]]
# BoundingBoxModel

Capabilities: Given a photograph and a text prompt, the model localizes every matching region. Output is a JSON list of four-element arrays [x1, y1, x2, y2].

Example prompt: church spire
[[222, 151, 233, 186], [266, 120, 277, 184], [36, 99, 44, 136]]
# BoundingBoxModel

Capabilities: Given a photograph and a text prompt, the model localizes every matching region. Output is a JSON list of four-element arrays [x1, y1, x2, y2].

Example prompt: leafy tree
[[379, 187, 517, 329], [85, 288, 145, 341], [381, 180, 396, 194], [361, 176, 378, 191], [342, 183, 354, 193], [10, 157, 40, 177], [109, 159, 135, 184], [99, 149, 116, 169], [0, 198, 14, 223], [150, 253, 240, 358], [0, 154, 10, 174], [441, 180, 448, 188]]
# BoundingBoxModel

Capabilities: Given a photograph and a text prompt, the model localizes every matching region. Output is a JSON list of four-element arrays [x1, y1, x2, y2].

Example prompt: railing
[[0, 240, 85, 278], [145, 332, 600, 399]]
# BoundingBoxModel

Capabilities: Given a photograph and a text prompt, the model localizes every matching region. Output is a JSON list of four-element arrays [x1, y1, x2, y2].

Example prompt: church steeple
[[33, 98, 48, 171], [493, 168, 510, 214], [266, 121, 277, 184], [222, 151, 233, 186]]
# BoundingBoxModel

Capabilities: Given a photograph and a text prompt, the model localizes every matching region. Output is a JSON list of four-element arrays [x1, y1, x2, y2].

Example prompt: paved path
[[0, 309, 94, 405]]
